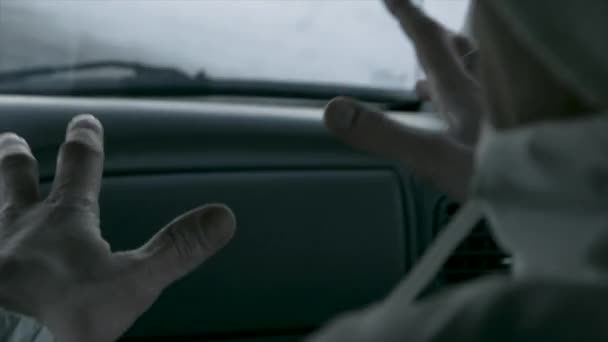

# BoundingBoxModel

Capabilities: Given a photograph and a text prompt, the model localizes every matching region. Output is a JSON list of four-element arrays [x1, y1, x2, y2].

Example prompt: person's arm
[[306, 276, 608, 342], [0, 115, 236, 342]]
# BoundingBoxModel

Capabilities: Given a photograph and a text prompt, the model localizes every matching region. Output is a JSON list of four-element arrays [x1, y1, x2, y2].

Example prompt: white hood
[[472, 114, 608, 281], [486, 2, 608, 109]]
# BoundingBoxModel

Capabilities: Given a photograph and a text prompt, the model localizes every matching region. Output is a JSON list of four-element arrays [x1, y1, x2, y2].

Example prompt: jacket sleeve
[[0, 308, 54, 342], [305, 276, 608, 342]]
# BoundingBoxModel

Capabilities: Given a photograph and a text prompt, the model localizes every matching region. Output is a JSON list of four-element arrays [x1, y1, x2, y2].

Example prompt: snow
[[0, 0, 469, 90]]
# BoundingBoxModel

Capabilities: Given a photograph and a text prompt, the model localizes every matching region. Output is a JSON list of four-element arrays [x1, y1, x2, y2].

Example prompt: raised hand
[[384, 0, 483, 144], [0, 115, 236, 342], [324, 0, 482, 200]]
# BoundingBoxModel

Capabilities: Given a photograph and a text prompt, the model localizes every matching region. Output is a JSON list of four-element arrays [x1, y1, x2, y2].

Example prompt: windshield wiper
[[0, 60, 191, 83], [0, 61, 420, 110]]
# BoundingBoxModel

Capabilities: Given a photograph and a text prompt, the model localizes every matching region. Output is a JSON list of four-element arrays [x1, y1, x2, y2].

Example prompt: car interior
[[0, 1, 510, 341]]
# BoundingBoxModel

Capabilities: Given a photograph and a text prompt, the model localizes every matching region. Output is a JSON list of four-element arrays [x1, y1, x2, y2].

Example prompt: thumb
[[130, 204, 236, 290], [324, 97, 442, 164], [324, 97, 473, 200]]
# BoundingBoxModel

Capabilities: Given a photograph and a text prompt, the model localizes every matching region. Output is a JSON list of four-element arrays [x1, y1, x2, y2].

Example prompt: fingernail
[[198, 204, 236, 250], [65, 114, 104, 151], [325, 97, 358, 131], [67, 114, 103, 136], [0, 133, 31, 154]]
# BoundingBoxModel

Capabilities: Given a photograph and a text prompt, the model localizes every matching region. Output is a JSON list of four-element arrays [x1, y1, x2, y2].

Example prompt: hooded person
[[312, 0, 608, 341], [467, 0, 608, 280]]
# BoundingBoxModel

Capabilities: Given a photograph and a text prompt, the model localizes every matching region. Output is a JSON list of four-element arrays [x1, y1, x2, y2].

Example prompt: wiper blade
[[0, 60, 191, 82], [0, 63, 420, 110]]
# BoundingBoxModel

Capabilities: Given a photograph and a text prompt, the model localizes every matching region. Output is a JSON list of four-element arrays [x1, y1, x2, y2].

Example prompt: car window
[[0, 0, 470, 92]]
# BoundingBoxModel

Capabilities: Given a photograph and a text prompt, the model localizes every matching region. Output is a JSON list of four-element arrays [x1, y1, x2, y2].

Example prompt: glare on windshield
[[0, 0, 470, 90]]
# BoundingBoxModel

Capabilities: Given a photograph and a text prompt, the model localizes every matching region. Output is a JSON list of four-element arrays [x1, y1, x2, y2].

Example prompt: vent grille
[[436, 202, 511, 285]]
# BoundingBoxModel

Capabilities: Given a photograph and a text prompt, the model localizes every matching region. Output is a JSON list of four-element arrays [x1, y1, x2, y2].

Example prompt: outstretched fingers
[[48, 114, 104, 210], [0, 133, 40, 210], [384, 0, 474, 89]]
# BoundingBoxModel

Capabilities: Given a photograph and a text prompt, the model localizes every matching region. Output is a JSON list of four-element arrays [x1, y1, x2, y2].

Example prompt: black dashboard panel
[[96, 170, 405, 337], [0, 95, 445, 340], [1, 96, 390, 178]]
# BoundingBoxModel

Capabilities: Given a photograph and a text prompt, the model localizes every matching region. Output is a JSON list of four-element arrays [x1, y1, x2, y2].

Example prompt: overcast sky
[[0, 0, 469, 90]]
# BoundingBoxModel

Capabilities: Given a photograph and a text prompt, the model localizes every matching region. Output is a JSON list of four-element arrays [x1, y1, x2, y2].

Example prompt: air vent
[[435, 201, 511, 285]]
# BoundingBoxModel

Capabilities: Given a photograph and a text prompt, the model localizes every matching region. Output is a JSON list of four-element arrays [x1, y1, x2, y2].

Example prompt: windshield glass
[[0, 0, 469, 91]]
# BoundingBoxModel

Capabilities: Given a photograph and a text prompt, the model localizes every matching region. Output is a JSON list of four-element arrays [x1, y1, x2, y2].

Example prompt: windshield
[[0, 0, 469, 93]]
